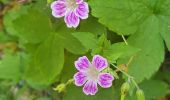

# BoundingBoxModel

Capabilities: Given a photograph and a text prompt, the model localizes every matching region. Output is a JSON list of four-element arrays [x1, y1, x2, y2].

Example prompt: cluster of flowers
[[51, 0, 114, 95]]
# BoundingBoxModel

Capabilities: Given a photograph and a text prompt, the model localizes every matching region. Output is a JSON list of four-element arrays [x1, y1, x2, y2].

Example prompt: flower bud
[[121, 82, 130, 95], [53, 83, 66, 93], [136, 89, 145, 100]]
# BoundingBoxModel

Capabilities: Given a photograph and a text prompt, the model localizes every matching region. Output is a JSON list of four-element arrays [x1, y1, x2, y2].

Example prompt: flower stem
[[121, 35, 128, 45], [121, 95, 125, 100], [111, 63, 139, 89], [65, 79, 74, 85], [111, 64, 132, 78], [121, 35, 135, 68]]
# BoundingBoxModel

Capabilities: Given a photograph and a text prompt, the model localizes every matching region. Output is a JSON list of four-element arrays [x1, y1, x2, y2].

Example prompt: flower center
[[66, 0, 78, 11], [86, 65, 99, 81]]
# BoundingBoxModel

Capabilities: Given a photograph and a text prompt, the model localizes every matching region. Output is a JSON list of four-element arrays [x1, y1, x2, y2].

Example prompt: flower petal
[[75, 2, 89, 19], [76, 0, 83, 4], [83, 80, 98, 95], [74, 72, 87, 86], [75, 56, 90, 71], [92, 55, 108, 71], [98, 73, 114, 88], [51, 1, 66, 18], [64, 11, 80, 28]]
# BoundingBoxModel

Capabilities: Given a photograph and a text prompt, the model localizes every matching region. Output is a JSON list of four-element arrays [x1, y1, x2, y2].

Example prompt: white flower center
[[66, 0, 78, 11], [86, 65, 99, 81]]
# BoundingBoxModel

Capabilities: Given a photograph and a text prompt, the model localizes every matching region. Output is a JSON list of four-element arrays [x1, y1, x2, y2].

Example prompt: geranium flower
[[51, 0, 89, 28], [74, 55, 114, 95]]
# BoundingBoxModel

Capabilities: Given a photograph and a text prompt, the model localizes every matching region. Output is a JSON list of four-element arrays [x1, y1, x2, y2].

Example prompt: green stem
[[65, 79, 74, 85], [121, 35, 128, 45], [121, 95, 125, 100], [111, 64, 132, 78], [111, 63, 139, 89]]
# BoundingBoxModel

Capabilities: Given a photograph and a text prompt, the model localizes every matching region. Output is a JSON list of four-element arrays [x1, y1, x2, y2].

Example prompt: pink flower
[[74, 55, 114, 95], [51, 0, 89, 28]]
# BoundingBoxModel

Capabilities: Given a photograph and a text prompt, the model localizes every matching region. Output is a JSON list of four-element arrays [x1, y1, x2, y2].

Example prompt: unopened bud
[[121, 82, 130, 95], [136, 89, 145, 100], [53, 83, 66, 93]]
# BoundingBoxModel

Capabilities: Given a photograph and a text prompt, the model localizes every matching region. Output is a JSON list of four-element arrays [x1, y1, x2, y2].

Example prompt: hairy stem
[[111, 63, 139, 89]]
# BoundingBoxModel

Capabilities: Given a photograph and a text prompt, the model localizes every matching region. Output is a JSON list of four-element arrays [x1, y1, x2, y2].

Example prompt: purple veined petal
[[51, 1, 66, 18], [75, 2, 89, 19], [75, 56, 90, 71], [83, 80, 98, 95], [58, 0, 66, 2], [51, 1, 65, 11], [76, 0, 83, 4], [74, 72, 87, 86], [64, 11, 80, 28], [98, 73, 114, 88], [92, 55, 108, 71]]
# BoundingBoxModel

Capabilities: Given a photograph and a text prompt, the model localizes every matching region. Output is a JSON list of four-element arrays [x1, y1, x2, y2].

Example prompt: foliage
[[0, 0, 169, 100]]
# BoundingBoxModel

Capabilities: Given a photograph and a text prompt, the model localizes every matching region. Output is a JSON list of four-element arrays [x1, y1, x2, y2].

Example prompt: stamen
[[86, 65, 99, 81], [66, 0, 78, 11]]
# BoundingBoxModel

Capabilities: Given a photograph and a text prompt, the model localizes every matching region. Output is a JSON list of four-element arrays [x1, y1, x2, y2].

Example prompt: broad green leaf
[[90, 0, 166, 82], [54, 23, 88, 54], [25, 34, 64, 87], [63, 85, 114, 100], [127, 80, 168, 100], [139, 80, 168, 100], [89, 0, 170, 43], [71, 32, 98, 49], [24, 29, 89, 86], [161, 32, 170, 51], [118, 16, 164, 82], [4, 5, 30, 36], [60, 52, 77, 82], [0, 51, 21, 81], [12, 7, 52, 43], [104, 42, 140, 62], [78, 16, 107, 35], [89, 0, 150, 35]]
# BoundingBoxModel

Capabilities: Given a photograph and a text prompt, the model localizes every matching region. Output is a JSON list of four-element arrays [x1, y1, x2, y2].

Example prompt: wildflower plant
[[2, 0, 170, 100]]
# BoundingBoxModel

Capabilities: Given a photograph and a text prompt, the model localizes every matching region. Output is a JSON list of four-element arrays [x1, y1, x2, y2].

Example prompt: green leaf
[[160, 27, 170, 51], [91, 34, 111, 55], [0, 51, 21, 81], [24, 27, 91, 86], [104, 42, 140, 62], [118, 16, 164, 82], [89, 0, 170, 40], [71, 32, 98, 49], [78, 16, 107, 35], [139, 80, 168, 100], [4, 5, 30, 36], [90, 0, 167, 82], [89, 0, 149, 35], [25, 34, 64, 87], [60, 52, 78, 82], [55, 23, 88, 54], [12, 7, 52, 43], [63, 85, 114, 100]]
